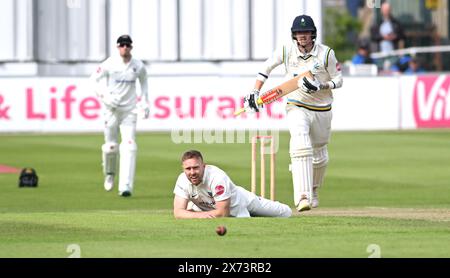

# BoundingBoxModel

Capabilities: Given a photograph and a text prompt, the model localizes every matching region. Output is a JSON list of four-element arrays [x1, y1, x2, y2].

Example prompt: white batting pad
[[313, 145, 329, 189], [291, 156, 313, 206]]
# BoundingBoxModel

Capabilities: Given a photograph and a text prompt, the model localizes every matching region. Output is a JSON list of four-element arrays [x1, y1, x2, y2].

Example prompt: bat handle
[[234, 96, 265, 116], [233, 107, 246, 116]]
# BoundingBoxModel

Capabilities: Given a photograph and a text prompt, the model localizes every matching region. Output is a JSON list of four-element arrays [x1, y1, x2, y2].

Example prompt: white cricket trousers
[[286, 106, 332, 205], [246, 194, 292, 218], [103, 108, 138, 193]]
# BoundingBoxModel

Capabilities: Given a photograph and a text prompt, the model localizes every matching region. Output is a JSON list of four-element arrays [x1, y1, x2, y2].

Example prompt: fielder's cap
[[117, 35, 133, 45]]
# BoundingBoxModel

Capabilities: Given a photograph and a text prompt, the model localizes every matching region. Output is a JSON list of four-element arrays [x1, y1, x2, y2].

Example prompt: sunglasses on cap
[[119, 43, 132, 48]]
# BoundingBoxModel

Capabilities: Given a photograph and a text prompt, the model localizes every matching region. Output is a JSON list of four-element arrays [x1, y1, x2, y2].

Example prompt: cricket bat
[[234, 71, 313, 116]]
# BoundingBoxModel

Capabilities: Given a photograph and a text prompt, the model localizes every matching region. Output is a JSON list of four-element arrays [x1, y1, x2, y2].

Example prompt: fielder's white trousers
[[103, 108, 138, 193], [246, 193, 292, 218]]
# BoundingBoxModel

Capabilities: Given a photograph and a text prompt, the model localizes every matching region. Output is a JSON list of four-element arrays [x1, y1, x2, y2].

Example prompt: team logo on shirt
[[336, 62, 342, 71], [133, 67, 137, 72], [215, 185, 225, 196], [312, 62, 321, 71], [96, 67, 102, 73]]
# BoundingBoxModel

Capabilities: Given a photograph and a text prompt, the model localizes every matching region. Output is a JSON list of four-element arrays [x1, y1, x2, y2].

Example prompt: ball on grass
[[216, 225, 227, 236]]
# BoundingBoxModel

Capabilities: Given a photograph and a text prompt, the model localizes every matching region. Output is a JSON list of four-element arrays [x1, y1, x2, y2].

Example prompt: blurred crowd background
[[326, 0, 449, 75]]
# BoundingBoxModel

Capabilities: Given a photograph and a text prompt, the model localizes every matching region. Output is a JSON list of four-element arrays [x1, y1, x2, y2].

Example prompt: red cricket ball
[[216, 225, 227, 236]]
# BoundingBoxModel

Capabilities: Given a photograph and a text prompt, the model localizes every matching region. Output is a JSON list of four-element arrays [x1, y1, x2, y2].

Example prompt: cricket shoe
[[119, 191, 132, 197], [312, 187, 319, 208], [296, 195, 311, 212], [104, 174, 114, 191]]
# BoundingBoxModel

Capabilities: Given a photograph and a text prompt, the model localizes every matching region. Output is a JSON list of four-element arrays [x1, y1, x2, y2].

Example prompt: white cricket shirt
[[91, 55, 148, 111], [257, 40, 343, 110], [173, 165, 254, 217]]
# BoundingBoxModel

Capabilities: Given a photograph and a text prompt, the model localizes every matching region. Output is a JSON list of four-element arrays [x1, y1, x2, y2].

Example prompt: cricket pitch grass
[[0, 130, 449, 258]]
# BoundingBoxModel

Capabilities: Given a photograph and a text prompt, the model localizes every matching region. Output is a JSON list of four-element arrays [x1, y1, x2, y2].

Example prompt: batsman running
[[173, 150, 292, 218], [242, 15, 343, 212], [90, 35, 150, 197]]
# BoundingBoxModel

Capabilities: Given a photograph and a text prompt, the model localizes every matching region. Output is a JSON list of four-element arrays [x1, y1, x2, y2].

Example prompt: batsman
[[242, 15, 343, 212]]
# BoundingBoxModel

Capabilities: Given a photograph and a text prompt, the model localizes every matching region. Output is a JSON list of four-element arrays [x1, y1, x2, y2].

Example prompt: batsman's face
[[294, 31, 313, 47], [182, 158, 206, 186]]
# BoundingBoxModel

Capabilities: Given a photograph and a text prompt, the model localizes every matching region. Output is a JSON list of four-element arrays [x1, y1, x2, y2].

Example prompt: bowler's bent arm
[[173, 196, 230, 219]]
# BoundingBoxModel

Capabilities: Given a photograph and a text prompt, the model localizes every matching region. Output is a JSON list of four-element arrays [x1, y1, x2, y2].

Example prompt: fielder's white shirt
[[257, 40, 343, 109], [90, 55, 148, 111], [173, 165, 255, 217]]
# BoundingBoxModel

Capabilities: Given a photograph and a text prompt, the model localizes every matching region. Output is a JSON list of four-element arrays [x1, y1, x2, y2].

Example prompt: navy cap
[[117, 35, 133, 45]]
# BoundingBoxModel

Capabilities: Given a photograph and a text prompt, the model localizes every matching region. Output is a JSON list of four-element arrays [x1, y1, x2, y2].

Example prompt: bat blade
[[234, 71, 312, 116]]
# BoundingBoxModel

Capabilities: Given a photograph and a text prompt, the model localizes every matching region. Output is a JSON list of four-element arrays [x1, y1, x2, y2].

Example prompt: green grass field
[[0, 130, 449, 258]]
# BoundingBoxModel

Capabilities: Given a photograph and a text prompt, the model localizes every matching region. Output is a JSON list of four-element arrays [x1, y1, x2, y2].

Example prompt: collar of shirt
[[294, 42, 318, 58], [113, 54, 132, 66]]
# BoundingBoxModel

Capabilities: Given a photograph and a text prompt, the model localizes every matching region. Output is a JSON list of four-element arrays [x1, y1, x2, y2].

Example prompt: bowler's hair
[[181, 150, 203, 163]]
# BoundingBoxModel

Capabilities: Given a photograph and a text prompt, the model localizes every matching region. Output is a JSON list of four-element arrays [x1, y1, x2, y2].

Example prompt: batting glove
[[243, 89, 262, 113], [300, 76, 322, 94]]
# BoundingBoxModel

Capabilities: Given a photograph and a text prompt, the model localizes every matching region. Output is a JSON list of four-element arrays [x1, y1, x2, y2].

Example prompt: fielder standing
[[173, 150, 292, 218], [90, 35, 150, 197], [243, 15, 343, 211]]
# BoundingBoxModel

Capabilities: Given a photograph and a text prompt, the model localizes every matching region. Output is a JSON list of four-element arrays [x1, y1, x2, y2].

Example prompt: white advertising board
[[1, 75, 448, 133], [332, 77, 400, 130], [400, 75, 450, 129]]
